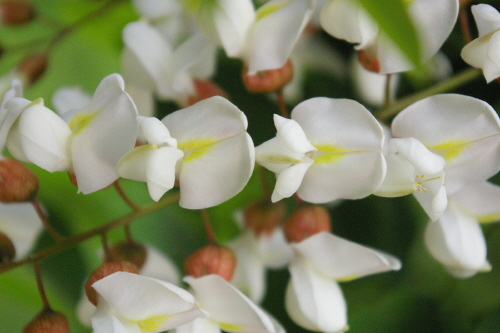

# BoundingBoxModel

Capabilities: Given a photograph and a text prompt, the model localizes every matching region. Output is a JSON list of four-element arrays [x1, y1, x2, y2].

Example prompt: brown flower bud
[[0, 0, 35, 26], [0, 158, 38, 202], [23, 308, 69, 333], [187, 79, 228, 106], [17, 53, 48, 85], [242, 59, 294, 93], [184, 245, 236, 281], [108, 241, 147, 270], [357, 49, 380, 73], [283, 205, 331, 243], [67, 172, 78, 187], [85, 261, 139, 306], [244, 200, 285, 236], [0, 232, 15, 264]]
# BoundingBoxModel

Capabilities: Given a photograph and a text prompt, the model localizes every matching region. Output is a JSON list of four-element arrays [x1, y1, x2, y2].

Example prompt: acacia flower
[[461, 4, 500, 82], [91, 272, 202, 333], [320, 0, 459, 73], [0, 78, 22, 151], [286, 232, 401, 333], [4, 74, 138, 194], [425, 181, 500, 278], [193, 0, 314, 74], [256, 97, 386, 203]]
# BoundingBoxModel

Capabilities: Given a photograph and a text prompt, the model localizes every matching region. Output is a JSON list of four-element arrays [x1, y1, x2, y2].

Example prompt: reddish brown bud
[[85, 261, 139, 306], [108, 241, 147, 270], [244, 200, 285, 236], [357, 50, 380, 73], [184, 245, 236, 281], [23, 308, 69, 333], [283, 205, 331, 243], [0, 232, 15, 264], [67, 172, 78, 187], [17, 53, 48, 85], [242, 59, 294, 93], [0, 0, 35, 26], [0, 158, 38, 202], [187, 79, 228, 106]]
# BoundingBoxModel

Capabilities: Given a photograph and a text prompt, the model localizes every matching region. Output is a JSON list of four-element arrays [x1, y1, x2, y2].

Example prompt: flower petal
[[412, 171, 447, 222], [450, 181, 500, 223], [471, 4, 500, 37], [272, 160, 313, 202], [92, 297, 142, 333], [52, 87, 92, 116], [176, 318, 221, 333]]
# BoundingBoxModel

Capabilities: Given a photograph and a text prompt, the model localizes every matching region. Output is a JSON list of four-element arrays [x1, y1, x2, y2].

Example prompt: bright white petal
[[176, 318, 221, 333], [461, 32, 492, 69], [256, 227, 293, 268], [425, 207, 487, 278], [450, 181, 500, 223], [292, 232, 401, 280], [185, 274, 276, 333], [138, 116, 177, 147], [286, 255, 347, 332], [274, 114, 316, 154], [483, 30, 500, 82], [255, 136, 307, 174], [412, 171, 447, 222], [92, 297, 141, 333], [0, 97, 31, 153], [52, 87, 92, 116], [272, 160, 313, 202], [471, 4, 500, 37]]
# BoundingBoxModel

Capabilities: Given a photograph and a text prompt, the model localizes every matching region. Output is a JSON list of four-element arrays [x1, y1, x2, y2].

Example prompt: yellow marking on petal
[[336, 274, 359, 282], [256, 153, 303, 165], [132, 314, 169, 333], [428, 140, 471, 162], [477, 213, 500, 223], [256, 2, 286, 21], [312, 143, 348, 164], [27, 97, 44, 108], [219, 322, 245, 332], [178, 138, 218, 163], [68, 111, 99, 136]]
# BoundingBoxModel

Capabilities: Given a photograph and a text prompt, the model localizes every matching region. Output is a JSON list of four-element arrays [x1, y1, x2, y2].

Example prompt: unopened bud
[[184, 245, 236, 281], [0, 0, 35, 26], [23, 308, 69, 333], [109, 241, 147, 270], [244, 200, 285, 236], [0, 232, 15, 264], [357, 50, 380, 73], [0, 158, 38, 202], [187, 79, 228, 106], [17, 53, 48, 85], [283, 205, 331, 243], [242, 59, 294, 93], [85, 261, 139, 306]]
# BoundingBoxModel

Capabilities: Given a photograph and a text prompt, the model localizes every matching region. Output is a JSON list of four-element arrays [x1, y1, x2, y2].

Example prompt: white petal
[[92, 297, 141, 333], [425, 207, 487, 278], [132, 0, 181, 20], [256, 227, 293, 268], [375, 150, 418, 197], [412, 171, 447, 222], [52, 87, 92, 116], [185, 274, 276, 333], [0, 201, 42, 259], [390, 138, 446, 175], [461, 31, 492, 70], [0, 97, 30, 152], [450, 181, 500, 223], [286, 255, 347, 332], [76, 293, 95, 328], [272, 160, 313, 202], [255, 136, 307, 174], [484, 30, 500, 82], [9, 101, 72, 172], [292, 232, 401, 280], [274, 114, 316, 154], [176, 318, 221, 333], [138, 116, 177, 147], [93, 272, 201, 331], [471, 4, 500, 37], [140, 245, 181, 285], [70, 74, 138, 194], [246, 0, 314, 73], [125, 83, 155, 117]]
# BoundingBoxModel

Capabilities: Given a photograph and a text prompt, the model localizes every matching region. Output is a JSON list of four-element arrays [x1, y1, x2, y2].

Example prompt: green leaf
[[357, 0, 421, 67]]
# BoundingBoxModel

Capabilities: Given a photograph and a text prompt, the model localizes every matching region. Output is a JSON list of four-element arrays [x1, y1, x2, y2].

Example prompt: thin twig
[[200, 209, 217, 244], [31, 199, 63, 242], [113, 181, 139, 211], [34, 261, 51, 309], [0, 193, 180, 274], [276, 89, 290, 118], [459, 5, 473, 44]]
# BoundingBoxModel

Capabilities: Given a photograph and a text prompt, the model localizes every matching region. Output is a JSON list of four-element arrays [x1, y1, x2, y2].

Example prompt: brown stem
[[34, 261, 51, 310], [200, 209, 217, 245], [384, 73, 393, 108], [276, 89, 290, 118], [101, 232, 112, 263], [258, 164, 272, 200], [459, 5, 472, 44], [113, 180, 139, 211], [31, 199, 63, 242], [0, 192, 180, 274], [123, 224, 134, 244]]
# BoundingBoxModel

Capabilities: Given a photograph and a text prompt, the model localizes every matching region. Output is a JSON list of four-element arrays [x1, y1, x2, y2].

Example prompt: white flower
[[425, 181, 500, 278], [462, 4, 500, 82], [256, 97, 386, 203], [285, 232, 401, 332], [0, 78, 23, 151], [91, 272, 202, 333], [4, 74, 138, 194], [320, 0, 459, 73], [180, 274, 278, 333], [195, 0, 314, 74]]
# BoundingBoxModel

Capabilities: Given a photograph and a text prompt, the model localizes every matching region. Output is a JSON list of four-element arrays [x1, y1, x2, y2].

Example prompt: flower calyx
[[284, 205, 332, 243], [184, 244, 236, 281]]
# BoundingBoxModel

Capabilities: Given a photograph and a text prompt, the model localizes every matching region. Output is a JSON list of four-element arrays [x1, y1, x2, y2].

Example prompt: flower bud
[[283, 205, 332, 243], [85, 261, 139, 306], [17, 53, 48, 85], [0, 158, 38, 202], [0, 232, 15, 264], [108, 241, 147, 270], [187, 79, 228, 106], [244, 200, 285, 236], [184, 245, 236, 281], [67, 172, 78, 187], [242, 59, 294, 93], [23, 308, 69, 333], [357, 50, 380, 73], [0, 0, 35, 26]]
